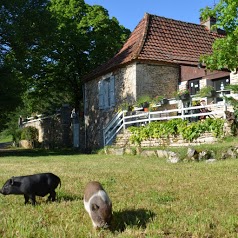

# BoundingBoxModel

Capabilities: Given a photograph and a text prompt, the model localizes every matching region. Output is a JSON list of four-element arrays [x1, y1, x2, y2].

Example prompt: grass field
[[0, 134, 12, 143], [0, 149, 238, 237]]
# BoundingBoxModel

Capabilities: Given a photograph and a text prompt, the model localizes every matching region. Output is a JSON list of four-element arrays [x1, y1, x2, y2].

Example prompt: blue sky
[[85, 0, 217, 31]]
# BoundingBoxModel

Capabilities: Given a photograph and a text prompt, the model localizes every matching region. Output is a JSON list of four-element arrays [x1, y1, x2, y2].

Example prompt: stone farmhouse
[[83, 13, 237, 149]]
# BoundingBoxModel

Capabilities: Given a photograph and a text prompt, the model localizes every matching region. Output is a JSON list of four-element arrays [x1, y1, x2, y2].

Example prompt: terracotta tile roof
[[84, 13, 225, 81]]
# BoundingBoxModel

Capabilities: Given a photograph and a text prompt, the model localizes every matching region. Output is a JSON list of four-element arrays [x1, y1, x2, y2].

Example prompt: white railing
[[22, 114, 61, 124], [103, 111, 125, 146], [103, 102, 227, 146]]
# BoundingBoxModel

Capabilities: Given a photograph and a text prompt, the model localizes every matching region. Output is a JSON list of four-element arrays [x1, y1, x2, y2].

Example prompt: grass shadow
[[111, 208, 156, 233], [57, 194, 83, 202], [0, 148, 85, 157]]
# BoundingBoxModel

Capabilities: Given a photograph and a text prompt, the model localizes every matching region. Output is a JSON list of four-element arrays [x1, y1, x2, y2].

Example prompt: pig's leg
[[29, 194, 36, 205], [24, 194, 29, 204], [47, 190, 56, 202]]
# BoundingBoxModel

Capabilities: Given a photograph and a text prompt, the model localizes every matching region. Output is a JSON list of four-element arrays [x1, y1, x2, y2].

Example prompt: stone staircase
[[112, 130, 131, 147]]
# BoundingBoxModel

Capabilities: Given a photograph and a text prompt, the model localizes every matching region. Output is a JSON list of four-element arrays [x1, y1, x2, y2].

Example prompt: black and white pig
[[0, 172, 61, 205], [84, 181, 112, 229]]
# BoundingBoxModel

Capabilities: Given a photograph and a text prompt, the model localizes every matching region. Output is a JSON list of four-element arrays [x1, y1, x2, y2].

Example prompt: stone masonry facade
[[84, 62, 179, 149]]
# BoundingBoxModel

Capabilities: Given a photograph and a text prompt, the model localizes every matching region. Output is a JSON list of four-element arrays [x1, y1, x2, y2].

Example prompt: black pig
[[0, 172, 61, 205]]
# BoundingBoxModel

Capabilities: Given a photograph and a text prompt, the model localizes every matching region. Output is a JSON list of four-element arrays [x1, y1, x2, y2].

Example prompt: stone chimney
[[200, 16, 217, 33]]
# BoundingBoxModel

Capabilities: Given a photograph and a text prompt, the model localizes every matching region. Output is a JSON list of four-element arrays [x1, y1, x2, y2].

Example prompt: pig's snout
[[102, 222, 110, 229]]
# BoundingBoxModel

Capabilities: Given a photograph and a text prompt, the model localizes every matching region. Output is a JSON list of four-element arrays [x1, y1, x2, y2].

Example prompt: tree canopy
[[0, 0, 130, 130], [200, 0, 238, 71]]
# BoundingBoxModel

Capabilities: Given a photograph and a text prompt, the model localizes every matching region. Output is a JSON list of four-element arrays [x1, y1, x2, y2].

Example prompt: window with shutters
[[98, 76, 115, 110]]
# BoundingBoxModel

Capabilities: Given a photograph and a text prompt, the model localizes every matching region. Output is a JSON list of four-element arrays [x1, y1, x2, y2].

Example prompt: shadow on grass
[[57, 194, 83, 202], [0, 148, 86, 157], [111, 208, 156, 233]]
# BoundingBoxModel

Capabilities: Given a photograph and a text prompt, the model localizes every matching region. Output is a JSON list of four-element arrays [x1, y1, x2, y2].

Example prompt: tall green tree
[[45, 0, 130, 113], [0, 0, 130, 120], [0, 65, 24, 130], [200, 0, 238, 70], [201, 1, 238, 124], [0, 0, 54, 129]]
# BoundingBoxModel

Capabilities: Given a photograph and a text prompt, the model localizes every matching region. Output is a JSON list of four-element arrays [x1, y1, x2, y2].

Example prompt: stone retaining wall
[[114, 130, 218, 148]]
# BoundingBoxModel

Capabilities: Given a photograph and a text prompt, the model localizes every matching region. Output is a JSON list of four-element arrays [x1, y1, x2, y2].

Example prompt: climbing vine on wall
[[128, 118, 225, 146]]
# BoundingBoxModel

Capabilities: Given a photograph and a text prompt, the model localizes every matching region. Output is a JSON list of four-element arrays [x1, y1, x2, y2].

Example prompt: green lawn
[[0, 151, 237, 237], [0, 134, 12, 143]]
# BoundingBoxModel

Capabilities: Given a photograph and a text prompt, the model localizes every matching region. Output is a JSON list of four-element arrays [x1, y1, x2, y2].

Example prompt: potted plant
[[152, 95, 168, 105], [196, 85, 216, 98], [136, 95, 152, 111], [177, 89, 190, 100], [118, 102, 134, 112]]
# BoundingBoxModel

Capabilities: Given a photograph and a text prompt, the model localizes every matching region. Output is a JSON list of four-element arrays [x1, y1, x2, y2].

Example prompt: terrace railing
[[103, 102, 227, 146]]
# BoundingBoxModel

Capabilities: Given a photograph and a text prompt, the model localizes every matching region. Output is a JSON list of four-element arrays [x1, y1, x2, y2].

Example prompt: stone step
[[112, 130, 131, 147]]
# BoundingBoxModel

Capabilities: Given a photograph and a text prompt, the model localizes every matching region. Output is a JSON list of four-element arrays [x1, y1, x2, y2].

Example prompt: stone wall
[[84, 62, 180, 149], [84, 64, 137, 149], [230, 71, 238, 84], [22, 105, 72, 149], [136, 63, 179, 99]]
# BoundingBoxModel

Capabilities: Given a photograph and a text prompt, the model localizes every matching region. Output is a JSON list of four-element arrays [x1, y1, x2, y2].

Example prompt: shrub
[[21, 126, 38, 142], [136, 95, 152, 107], [128, 118, 225, 145], [196, 85, 216, 98]]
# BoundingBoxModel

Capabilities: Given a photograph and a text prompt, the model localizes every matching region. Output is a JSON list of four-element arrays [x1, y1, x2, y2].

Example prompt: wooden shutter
[[104, 80, 109, 109], [84, 84, 88, 111], [109, 76, 115, 107], [98, 81, 104, 109]]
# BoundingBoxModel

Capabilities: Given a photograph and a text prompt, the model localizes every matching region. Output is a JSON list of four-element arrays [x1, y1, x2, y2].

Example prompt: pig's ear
[[91, 203, 99, 211], [10, 177, 14, 185]]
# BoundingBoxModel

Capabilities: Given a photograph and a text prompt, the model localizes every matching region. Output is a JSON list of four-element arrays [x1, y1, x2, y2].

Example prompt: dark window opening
[[188, 79, 200, 95], [212, 78, 230, 102]]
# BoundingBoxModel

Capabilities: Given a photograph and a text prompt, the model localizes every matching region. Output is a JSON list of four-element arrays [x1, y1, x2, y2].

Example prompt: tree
[[200, 1, 238, 127], [200, 0, 238, 71], [0, 0, 57, 124], [0, 0, 130, 120], [0, 65, 24, 131], [44, 0, 130, 114]]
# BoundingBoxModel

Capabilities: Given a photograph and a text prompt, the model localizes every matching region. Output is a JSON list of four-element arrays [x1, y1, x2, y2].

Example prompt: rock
[[114, 148, 125, 155], [198, 150, 214, 161], [124, 147, 136, 155], [156, 150, 169, 158], [187, 147, 199, 161], [167, 151, 180, 163], [140, 150, 157, 157], [205, 159, 216, 163], [220, 146, 238, 160], [226, 147, 238, 159]]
